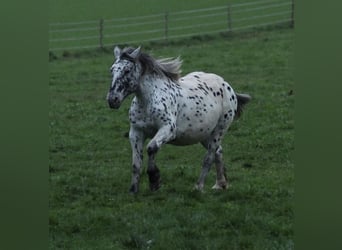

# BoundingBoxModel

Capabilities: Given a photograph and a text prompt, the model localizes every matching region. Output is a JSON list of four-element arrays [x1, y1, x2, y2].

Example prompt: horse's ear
[[129, 46, 141, 60], [114, 46, 121, 59]]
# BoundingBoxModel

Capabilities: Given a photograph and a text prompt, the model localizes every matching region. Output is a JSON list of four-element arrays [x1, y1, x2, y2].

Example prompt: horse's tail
[[235, 93, 251, 119]]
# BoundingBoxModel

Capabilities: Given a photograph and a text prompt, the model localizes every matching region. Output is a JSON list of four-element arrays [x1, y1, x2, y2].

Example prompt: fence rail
[[49, 0, 294, 51]]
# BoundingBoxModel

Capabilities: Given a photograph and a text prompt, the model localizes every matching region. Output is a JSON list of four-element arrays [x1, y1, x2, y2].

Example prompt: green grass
[[49, 28, 294, 249]]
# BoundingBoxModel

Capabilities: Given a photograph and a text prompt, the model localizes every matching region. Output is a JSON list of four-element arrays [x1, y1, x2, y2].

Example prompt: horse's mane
[[121, 47, 182, 81]]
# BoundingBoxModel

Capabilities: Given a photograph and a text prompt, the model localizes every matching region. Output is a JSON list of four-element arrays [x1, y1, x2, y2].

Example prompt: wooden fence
[[49, 0, 294, 51]]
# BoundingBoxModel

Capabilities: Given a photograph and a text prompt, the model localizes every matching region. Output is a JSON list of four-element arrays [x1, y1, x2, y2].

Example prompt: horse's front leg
[[146, 124, 176, 191], [129, 127, 145, 194]]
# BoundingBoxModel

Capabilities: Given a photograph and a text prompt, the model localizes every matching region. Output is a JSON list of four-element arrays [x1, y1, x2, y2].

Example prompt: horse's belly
[[170, 117, 219, 145], [172, 94, 223, 145], [169, 133, 209, 146]]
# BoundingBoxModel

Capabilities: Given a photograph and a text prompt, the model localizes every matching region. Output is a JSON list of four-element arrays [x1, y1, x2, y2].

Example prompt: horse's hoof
[[147, 168, 161, 191], [129, 184, 139, 194], [212, 178, 229, 190], [193, 183, 204, 192], [149, 181, 161, 191], [212, 182, 229, 190], [212, 184, 222, 190], [211, 184, 226, 190]]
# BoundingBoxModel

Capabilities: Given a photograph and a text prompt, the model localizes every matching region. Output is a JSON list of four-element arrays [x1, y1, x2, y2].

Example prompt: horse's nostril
[[108, 96, 121, 109]]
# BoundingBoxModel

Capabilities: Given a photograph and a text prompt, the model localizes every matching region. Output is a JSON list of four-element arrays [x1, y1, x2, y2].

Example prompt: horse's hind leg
[[212, 146, 228, 190], [195, 147, 215, 191], [196, 143, 227, 191], [197, 118, 231, 191]]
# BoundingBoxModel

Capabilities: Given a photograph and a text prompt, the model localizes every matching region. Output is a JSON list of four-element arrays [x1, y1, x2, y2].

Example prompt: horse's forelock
[[119, 47, 137, 62]]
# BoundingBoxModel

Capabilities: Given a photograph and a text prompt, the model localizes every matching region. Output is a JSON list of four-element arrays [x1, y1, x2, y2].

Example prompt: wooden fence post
[[291, 0, 294, 28], [227, 4, 232, 32], [99, 18, 104, 49], [164, 11, 169, 43]]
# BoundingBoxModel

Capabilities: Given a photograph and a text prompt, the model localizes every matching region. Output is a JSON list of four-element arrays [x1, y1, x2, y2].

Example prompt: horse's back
[[181, 71, 224, 87], [180, 71, 237, 111], [171, 71, 237, 145]]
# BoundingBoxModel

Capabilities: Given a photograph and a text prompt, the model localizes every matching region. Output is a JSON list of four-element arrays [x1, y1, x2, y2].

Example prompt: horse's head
[[107, 46, 142, 109]]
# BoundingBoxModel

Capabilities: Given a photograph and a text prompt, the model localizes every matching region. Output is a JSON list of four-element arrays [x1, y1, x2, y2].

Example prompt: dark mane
[[121, 47, 182, 81]]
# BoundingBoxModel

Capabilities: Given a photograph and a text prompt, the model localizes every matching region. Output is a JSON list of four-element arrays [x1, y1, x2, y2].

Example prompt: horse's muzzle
[[107, 96, 121, 109]]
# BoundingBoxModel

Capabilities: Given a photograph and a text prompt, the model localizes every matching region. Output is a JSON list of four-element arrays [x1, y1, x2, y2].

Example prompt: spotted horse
[[107, 46, 251, 193]]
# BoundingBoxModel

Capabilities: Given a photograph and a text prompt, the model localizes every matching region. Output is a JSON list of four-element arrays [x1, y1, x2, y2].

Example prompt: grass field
[[49, 25, 294, 249]]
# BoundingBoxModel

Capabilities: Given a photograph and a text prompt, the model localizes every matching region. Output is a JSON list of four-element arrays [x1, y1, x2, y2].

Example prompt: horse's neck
[[136, 74, 167, 103]]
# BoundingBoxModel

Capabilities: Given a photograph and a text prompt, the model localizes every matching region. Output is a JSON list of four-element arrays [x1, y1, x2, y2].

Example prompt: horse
[[106, 46, 251, 193]]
